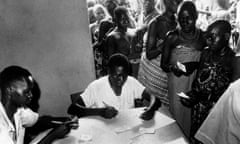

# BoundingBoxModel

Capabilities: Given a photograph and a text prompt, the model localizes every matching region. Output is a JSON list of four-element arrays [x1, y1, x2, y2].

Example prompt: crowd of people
[[87, 0, 240, 144]]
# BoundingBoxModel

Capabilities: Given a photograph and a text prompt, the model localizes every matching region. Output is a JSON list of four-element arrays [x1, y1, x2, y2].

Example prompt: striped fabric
[[138, 52, 168, 106]]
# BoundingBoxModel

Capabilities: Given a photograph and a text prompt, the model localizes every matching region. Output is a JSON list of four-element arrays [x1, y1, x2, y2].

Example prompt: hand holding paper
[[177, 61, 186, 73], [177, 92, 190, 99]]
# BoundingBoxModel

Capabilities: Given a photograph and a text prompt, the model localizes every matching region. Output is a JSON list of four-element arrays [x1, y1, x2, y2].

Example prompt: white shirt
[[0, 103, 39, 144], [195, 79, 240, 144], [81, 76, 145, 110]]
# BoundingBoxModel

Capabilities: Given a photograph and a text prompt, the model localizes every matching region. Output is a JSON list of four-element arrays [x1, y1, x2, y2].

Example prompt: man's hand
[[140, 109, 155, 121], [101, 106, 118, 119]]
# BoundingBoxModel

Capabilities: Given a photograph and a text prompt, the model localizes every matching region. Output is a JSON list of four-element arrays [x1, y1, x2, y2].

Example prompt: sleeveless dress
[[168, 29, 203, 137]]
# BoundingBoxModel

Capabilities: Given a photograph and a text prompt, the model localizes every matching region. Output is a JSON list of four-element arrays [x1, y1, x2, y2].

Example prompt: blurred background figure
[[87, 0, 96, 8], [90, 4, 111, 43]]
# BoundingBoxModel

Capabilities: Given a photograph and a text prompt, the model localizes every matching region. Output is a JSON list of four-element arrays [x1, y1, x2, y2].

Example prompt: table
[[52, 107, 188, 144]]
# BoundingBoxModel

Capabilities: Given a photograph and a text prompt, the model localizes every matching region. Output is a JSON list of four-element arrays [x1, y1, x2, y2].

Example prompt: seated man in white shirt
[[68, 53, 162, 120]]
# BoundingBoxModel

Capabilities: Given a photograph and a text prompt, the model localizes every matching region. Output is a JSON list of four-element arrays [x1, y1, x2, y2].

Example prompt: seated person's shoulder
[[89, 76, 108, 87], [127, 76, 144, 87]]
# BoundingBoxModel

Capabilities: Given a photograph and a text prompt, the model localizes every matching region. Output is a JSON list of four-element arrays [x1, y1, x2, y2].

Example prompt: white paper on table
[[78, 134, 92, 142], [138, 127, 155, 134], [114, 125, 132, 133], [177, 61, 186, 72]]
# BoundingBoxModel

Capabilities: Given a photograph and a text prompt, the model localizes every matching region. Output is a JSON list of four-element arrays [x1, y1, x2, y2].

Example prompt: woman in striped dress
[[138, 0, 182, 106]]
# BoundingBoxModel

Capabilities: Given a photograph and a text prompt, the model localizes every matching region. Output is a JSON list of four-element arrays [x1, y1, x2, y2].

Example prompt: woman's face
[[95, 7, 105, 21], [206, 27, 226, 52], [178, 9, 196, 33]]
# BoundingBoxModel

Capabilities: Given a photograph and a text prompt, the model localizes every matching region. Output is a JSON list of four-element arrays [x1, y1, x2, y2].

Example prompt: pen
[[51, 121, 64, 125], [102, 101, 111, 107]]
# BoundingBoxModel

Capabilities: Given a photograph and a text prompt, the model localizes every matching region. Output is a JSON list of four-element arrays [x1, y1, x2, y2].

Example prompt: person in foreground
[[68, 53, 162, 120], [0, 65, 77, 144], [194, 78, 240, 144]]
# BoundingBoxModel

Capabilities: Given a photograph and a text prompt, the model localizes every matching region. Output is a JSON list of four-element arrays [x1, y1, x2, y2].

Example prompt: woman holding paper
[[180, 20, 235, 144], [161, 1, 205, 138]]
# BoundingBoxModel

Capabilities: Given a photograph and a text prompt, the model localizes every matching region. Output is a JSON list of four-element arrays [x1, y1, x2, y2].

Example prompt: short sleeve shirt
[[81, 76, 145, 110]]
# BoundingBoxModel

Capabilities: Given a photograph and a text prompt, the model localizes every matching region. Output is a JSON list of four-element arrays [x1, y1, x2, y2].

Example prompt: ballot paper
[[138, 127, 155, 134], [177, 61, 186, 72], [177, 92, 190, 99], [114, 125, 132, 133]]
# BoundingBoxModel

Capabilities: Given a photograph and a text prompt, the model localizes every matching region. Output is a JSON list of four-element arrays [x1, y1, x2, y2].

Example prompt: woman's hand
[[180, 92, 197, 108], [170, 64, 185, 77]]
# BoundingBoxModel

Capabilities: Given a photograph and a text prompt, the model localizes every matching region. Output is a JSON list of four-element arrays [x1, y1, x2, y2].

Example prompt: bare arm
[[146, 19, 169, 60], [67, 96, 118, 119], [161, 33, 175, 72]]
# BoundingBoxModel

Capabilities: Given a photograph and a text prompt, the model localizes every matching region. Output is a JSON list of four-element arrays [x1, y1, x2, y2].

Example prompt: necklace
[[179, 28, 199, 42]]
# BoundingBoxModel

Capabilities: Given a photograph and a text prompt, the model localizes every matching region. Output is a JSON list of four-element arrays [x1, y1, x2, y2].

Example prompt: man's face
[[109, 66, 128, 88], [104, 0, 118, 16], [119, 0, 130, 8], [143, 0, 155, 14], [117, 13, 129, 28], [179, 10, 196, 33], [165, 0, 182, 13], [206, 27, 227, 52], [10, 79, 33, 107]]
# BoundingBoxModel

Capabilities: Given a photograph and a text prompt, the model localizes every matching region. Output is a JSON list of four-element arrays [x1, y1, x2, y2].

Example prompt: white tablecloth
[[34, 107, 189, 144]]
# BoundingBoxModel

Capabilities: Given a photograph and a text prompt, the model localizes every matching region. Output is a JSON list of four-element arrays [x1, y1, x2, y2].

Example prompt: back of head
[[0, 66, 33, 101], [108, 53, 130, 74]]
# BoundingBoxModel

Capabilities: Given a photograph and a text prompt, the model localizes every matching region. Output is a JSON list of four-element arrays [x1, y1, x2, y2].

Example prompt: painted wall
[[0, 0, 95, 116]]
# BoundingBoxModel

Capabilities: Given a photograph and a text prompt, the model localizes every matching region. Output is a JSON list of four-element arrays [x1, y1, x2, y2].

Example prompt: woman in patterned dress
[[181, 20, 235, 144]]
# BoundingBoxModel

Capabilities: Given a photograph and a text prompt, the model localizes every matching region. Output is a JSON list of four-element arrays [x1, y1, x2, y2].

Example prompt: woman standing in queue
[[161, 1, 206, 137]]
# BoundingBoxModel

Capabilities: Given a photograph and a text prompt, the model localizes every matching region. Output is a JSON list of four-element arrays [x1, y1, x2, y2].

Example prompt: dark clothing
[[189, 47, 235, 143], [93, 19, 115, 78]]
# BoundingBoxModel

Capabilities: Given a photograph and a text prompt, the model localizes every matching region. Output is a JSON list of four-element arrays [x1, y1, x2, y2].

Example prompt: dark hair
[[108, 53, 130, 74], [207, 20, 232, 35], [0, 65, 33, 102], [177, 1, 198, 20], [114, 6, 128, 20]]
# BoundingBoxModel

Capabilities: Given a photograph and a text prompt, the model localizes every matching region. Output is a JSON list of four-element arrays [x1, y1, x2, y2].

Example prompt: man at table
[[68, 53, 162, 120]]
